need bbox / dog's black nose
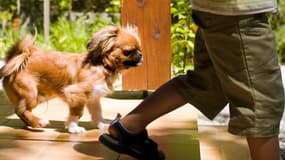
[137,50,142,57]
[138,52,142,59]
[137,51,143,61]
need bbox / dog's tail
[0,34,36,79]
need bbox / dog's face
[86,26,143,71]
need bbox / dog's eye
[123,50,135,56]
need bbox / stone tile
[220,143,251,160]
[0,95,201,160]
[37,141,119,160]
[0,124,59,141]
[0,117,9,125]
[55,129,102,142]
[0,139,51,160]
[147,128,200,160]
[198,126,250,160]
[199,148,224,160]
[0,94,14,116]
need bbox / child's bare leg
[113,81,187,135]
[247,136,280,160]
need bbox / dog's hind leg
[15,99,49,128]
[3,75,49,128]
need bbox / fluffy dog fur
[0,26,142,133]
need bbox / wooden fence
[121,0,171,90]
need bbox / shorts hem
[169,77,220,120]
[228,127,280,137]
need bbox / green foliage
[0,0,118,58]
[171,0,196,76]
[49,15,89,52]
[105,0,120,25]
[1,0,285,71]
[271,0,285,28]
[0,15,30,58]
[272,0,285,63]
[0,13,113,57]
[106,0,120,13]
[0,0,17,12]
[47,13,111,53]
[0,30,18,58]
[0,0,120,32]
[59,0,72,11]
[276,26,285,62]
[0,11,13,22]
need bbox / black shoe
[99,114,165,160]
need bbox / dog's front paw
[39,119,50,127]
[97,121,110,130]
[66,122,86,134]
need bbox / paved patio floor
[0,89,255,160]
[0,91,202,160]
[1,58,285,160]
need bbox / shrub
[47,13,111,53]
[276,26,285,62]
[170,0,196,76]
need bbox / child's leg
[117,81,187,134]
[247,136,280,160]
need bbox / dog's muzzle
[124,53,143,66]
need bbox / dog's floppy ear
[85,26,120,66]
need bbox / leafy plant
[170,0,196,76]
[276,26,285,62]
[105,0,120,25]
[274,0,285,63]
[269,0,285,63]
[0,13,32,58]
[48,13,112,53]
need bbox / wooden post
[121,0,171,90]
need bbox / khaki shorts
[171,10,285,137]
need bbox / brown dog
[0,26,142,133]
